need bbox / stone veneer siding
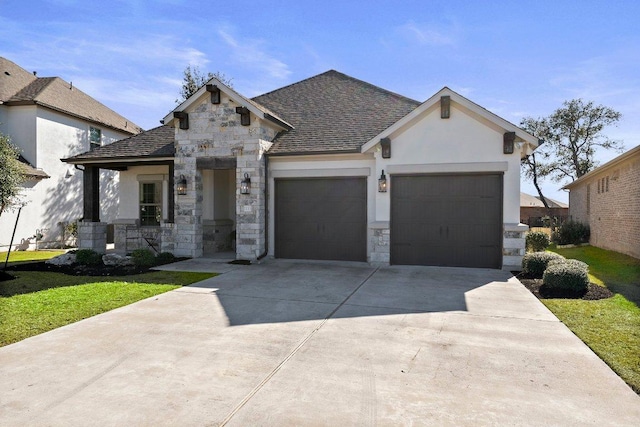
[568,153,640,259]
[171,94,277,259]
[77,221,107,254]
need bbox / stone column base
[77,221,107,254]
[503,223,528,271]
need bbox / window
[90,127,101,150]
[605,176,609,192]
[139,182,162,226]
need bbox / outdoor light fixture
[380,137,391,159]
[378,170,387,193]
[177,175,187,195]
[240,173,251,194]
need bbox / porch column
[83,166,100,222]
[173,156,203,258]
[78,166,107,253]
[236,154,266,261]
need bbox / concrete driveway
[1,260,638,426]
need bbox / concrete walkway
[1,260,638,426]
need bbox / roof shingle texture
[64,125,174,162]
[253,70,421,155]
[1,57,142,135]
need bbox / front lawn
[1,250,67,266]
[0,270,214,347]
[545,245,640,393]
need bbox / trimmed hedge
[554,220,590,245]
[75,249,103,266]
[522,252,565,278]
[156,252,176,265]
[543,262,589,296]
[526,231,550,252]
[547,258,589,272]
[131,249,156,268]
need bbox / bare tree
[177,65,233,103]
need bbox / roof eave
[563,144,640,190]
[62,155,174,165]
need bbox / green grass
[1,250,67,266]
[0,270,214,347]
[545,245,640,393]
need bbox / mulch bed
[2,261,149,280]
[515,272,614,300]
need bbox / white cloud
[398,21,458,47]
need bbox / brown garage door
[391,174,503,268]
[275,177,367,262]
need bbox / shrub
[526,231,550,252]
[554,220,590,245]
[131,249,156,268]
[547,257,589,272]
[522,252,565,278]
[155,252,176,265]
[75,249,103,266]
[543,262,589,296]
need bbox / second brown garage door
[391,174,503,268]
[275,177,367,262]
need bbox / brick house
[520,192,568,226]
[63,70,539,269]
[563,144,640,259]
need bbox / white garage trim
[387,162,508,175]
[270,167,371,178]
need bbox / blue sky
[2,0,639,202]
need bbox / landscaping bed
[517,273,614,300]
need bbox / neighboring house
[520,192,568,226]
[563,145,640,259]
[63,70,538,269]
[0,57,142,250]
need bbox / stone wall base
[77,221,107,254]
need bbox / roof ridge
[253,69,421,105]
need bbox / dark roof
[63,125,174,163]
[1,57,142,135]
[18,155,49,179]
[253,70,421,155]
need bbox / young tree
[0,132,26,217]
[520,99,623,206]
[177,65,233,103]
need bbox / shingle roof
[18,155,49,179]
[1,57,142,135]
[253,70,421,155]
[63,125,174,163]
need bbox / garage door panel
[391,174,503,268]
[275,178,366,262]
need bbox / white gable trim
[162,78,293,131]
[361,87,539,155]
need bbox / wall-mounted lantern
[176,175,187,195]
[380,137,391,159]
[206,84,221,104]
[378,170,387,193]
[503,131,516,154]
[240,173,251,194]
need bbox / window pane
[90,127,101,150]
[140,205,161,227]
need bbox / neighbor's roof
[563,144,640,190]
[1,57,142,135]
[63,125,174,164]
[253,70,422,155]
[520,192,568,208]
[18,155,49,179]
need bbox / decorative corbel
[380,137,391,159]
[173,111,189,130]
[206,84,221,104]
[503,131,516,154]
[236,106,250,126]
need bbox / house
[0,57,142,250]
[563,145,640,259]
[63,70,538,269]
[520,192,568,226]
